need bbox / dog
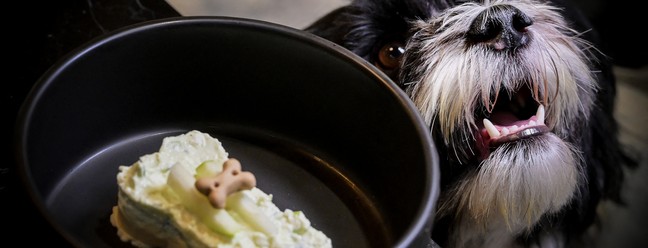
[306,0,627,247]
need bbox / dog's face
[308,0,621,247]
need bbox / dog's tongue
[479,105,548,150]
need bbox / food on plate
[110,130,332,247]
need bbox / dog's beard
[398,0,598,246]
[438,134,584,229]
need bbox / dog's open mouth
[478,86,549,148]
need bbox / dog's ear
[304,6,355,46]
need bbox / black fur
[306,0,628,247]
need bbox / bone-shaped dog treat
[195,158,256,209]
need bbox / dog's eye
[376,42,405,71]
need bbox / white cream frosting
[111,130,332,248]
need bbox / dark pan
[15,17,439,248]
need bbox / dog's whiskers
[409,4,596,144]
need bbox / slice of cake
[110,130,332,247]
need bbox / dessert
[110,130,332,247]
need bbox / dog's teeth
[483,119,500,138]
[536,105,545,124]
[501,127,510,135]
[529,120,537,126]
[510,125,519,132]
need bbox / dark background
[3,1,180,246]
[3,0,646,247]
[570,0,647,68]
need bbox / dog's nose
[467,5,533,50]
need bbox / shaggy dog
[306,0,626,247]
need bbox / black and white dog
[307,0,627,247]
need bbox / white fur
[438,135,584,247]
